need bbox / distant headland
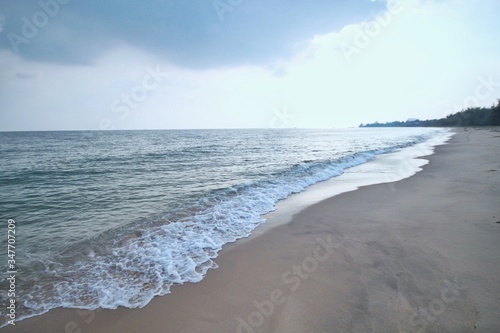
[360,100,500,127]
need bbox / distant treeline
[360,100,500,127]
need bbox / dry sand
[3,128,500,333]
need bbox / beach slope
[3,128,500,333]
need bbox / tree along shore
[360,100,500,128]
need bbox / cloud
[0,0,499,131]
[15,72,41,80]
[0,13,5,33]
[0,0,385,68]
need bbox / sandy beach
[3,128,500,333]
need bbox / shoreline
[3,128,500,332]
[249,129,453,243]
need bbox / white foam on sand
[249,129,455,239]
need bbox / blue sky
[1,0,499,130]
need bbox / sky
[0,0,499,131]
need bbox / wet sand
[3,128,500,333]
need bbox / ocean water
[0,128,448,324]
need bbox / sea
[0,128,451,325]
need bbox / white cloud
[1,0,499,131]
[267,0,500,126]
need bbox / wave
[1,133,434,326]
